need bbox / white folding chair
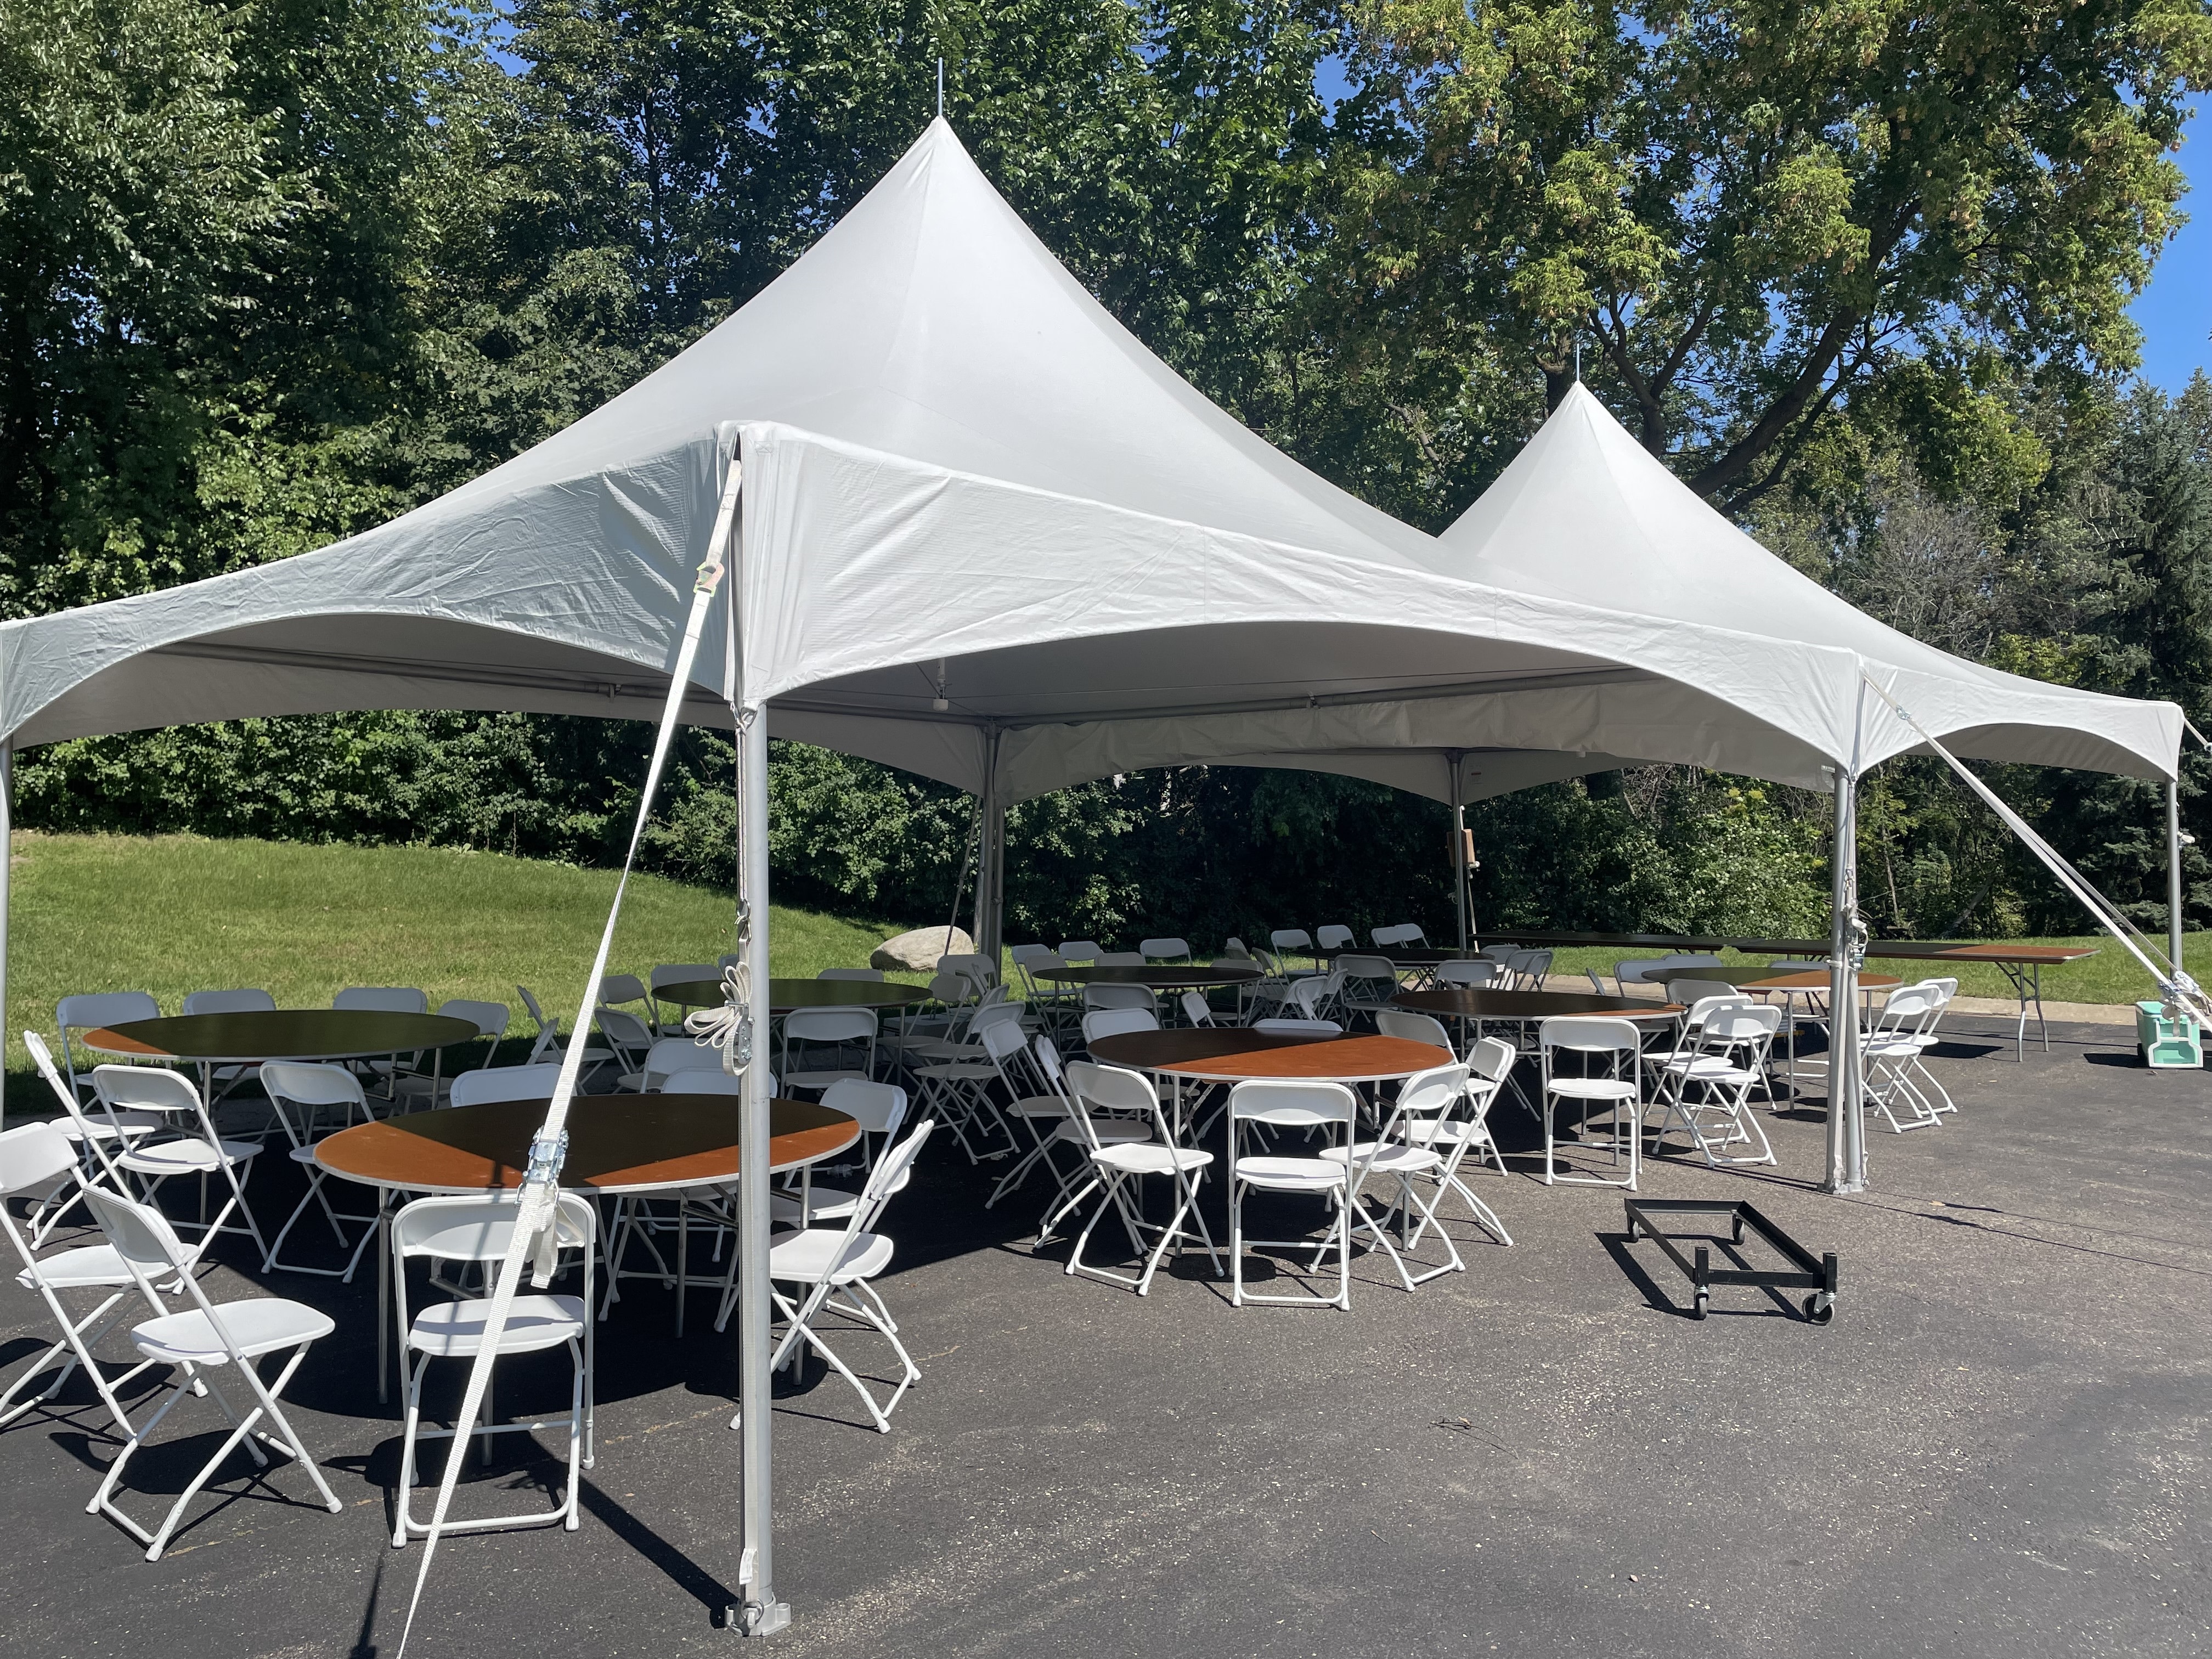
[997,1036,1152,1224]
[446,1064,565,1109]
[660,1068,744,1095]
[595,1006,657,1086]
[180,990,278,1111]
[1178,990,1217,1028]
[0,1122,177,1440]
[1319,1060,1471,1283]
[82,1187,342,1560]
[1434,959,1499,987]
[22,1031,160,1237]
[1081,1007,1159,1045]
[1314,926,1355,955]
[1335,955,1402,1025]
[1093,951,1146,967]
[637,1034,718,1091]
[1376,1008,1454,1053]
[905,1011,1015,1163]
[1251,1017,1341,1035]
[1288,971,1344,1023]
[334,986,429,1013]
[1372,924,1428,949]
[389,1192,595,1544]
[938,952,1000,996]
[1269,929,1316,968]
[1860,982,1948,1132]
[771,1080,909,1227]
[57,993,160,1102]
[1224,1079,1409,1308]
[780,1008,878,1094]
[719,1121,938,1433]
[1397,1035,1517,1220]
[1083,983,1158,1016]
[390,997,513,1108]
[518,984,615,1076]
[1039,1062,1218,1295]
[257,1063,379,1279]
[95,1066,269,1258]
[1056,940,1103,964]
[1649,1005,1781,1167]
[650,964,720,1030]
[1538,1017,1644,1188]
[1139,938,1193,963]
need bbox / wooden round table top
[1391,987,1685,1020]
[1087,1028,1449,1083]
[85,1010,482,1064]
[314,1093,859,1195]
[655,977,934,1013]
[1660,966,1902,992]
[1035,963,1265,990]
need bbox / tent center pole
[2169,777,2185,974]
[1448,751,1469,953]
[1824,766,1865,1194]
[735,707,786,1635]
[0,742,10,1120]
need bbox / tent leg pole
[1824,768,1865,1194]
[735,709,786,1636]
[2169,777,2185,974]
[1450,752,1469,953]
[978,731,1005,969]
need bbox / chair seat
[119,1137,261,1175]
[17,1243,134,1291]
[1006,1094,1069,1120]
[54,1110,165,1143]
[1546,1079,1639,1101]
[1661,1056,1750,1079]
[1094,1144,1212,1176]
[766,1228,894,1285]
[1321,1142,1443,1176]
[782,1069,873,1091]
[1405,1119,1490,1149]
[1671,1062,1760,1087]
[1051,1118,1152,1147]
[770,1186,860,1226]
[1235,1155,1347,1191]
[135,1298,336,1364]
[408,1294,586,1358]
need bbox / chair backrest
[784,1007,878,1043]
[517,984,558,1044]
[1139,938,1192,962]
[1434,959,1498,986]
[334,986,430,1014]
[1540,1015,1642,1054]
[1315,925,1355,951]
[83,1185,193,1277]
[641,1035,716,1089]
[1396,1061,1468,1119]
[821,1077,909,1136]
[1056,940,1103,963]
[1252,1017,1342,1035]
[1480,944,1518,963]
[92,1064,204,1118]
[594,1006,654,1059]
[447,1063,564,1108]
[182,988,275,1016]
[1084,983,1157,1013]
[1337,953,1398,986]
[1269,929,1313,953]
[1288,975,1339,1020]
[1613,958,1670,985]
[1468,1035,1517,1089]
[1178,990,1216,1027]
[1094,951,1146,966]
[1008,944,1052,967]
[1706,1004,1784,1043]
[0,1120,80,1199]
[659,1068,744,1096]
[437,998,512,1040]
[1372,924,1427,949]
[1664,978,1736,1010]
[57,991,160,1032]
[259,1060,368,1113]
[1228,1077,1355,1129]
[926,970,974,1006]
[1082,1007,1159,1042]
[652,963,716,990]
[1875,981,1943,1030]
[392,1190,594,1265]
[1376,1009,1453,1051]
[817,967,885,982]
[854,1120,936,1228]
[978,1015,1031,1065]
[938,953,998,989]
[1221,937,1250,956]
[968,998,1025,1036]
[1678,990,1753,1029]
[24,1031,121,1176]
[1512,949,1554,984]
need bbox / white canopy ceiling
[0,121,2176,804]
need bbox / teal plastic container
[2136,1000,2204,1068]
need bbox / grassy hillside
[4,832,906,1080]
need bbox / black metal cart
[1623,1197,1838,1323]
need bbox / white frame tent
[0,121,2183,1632]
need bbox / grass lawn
[3,832,912,1085]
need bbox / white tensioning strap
[394,457,743,1656]
[1862,673,2209,1027]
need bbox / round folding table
[1087,1028,1450,1141]
[1035,965,1266,990]
[84,1009,482,1065]
[317,1092,859,1396]
[652,977,934,1016]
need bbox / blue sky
[2133,94,2210,393]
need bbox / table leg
[376,1191,391,1406]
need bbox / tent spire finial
[936,58,944,120]
[1573,338,1581,383]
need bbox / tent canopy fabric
[0,121,2179,805]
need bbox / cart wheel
[1730,1215,1746,1245]
[1692,1290,1709,1321]
[1803,1294,1834,1325]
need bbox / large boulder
[871,926,973,974]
